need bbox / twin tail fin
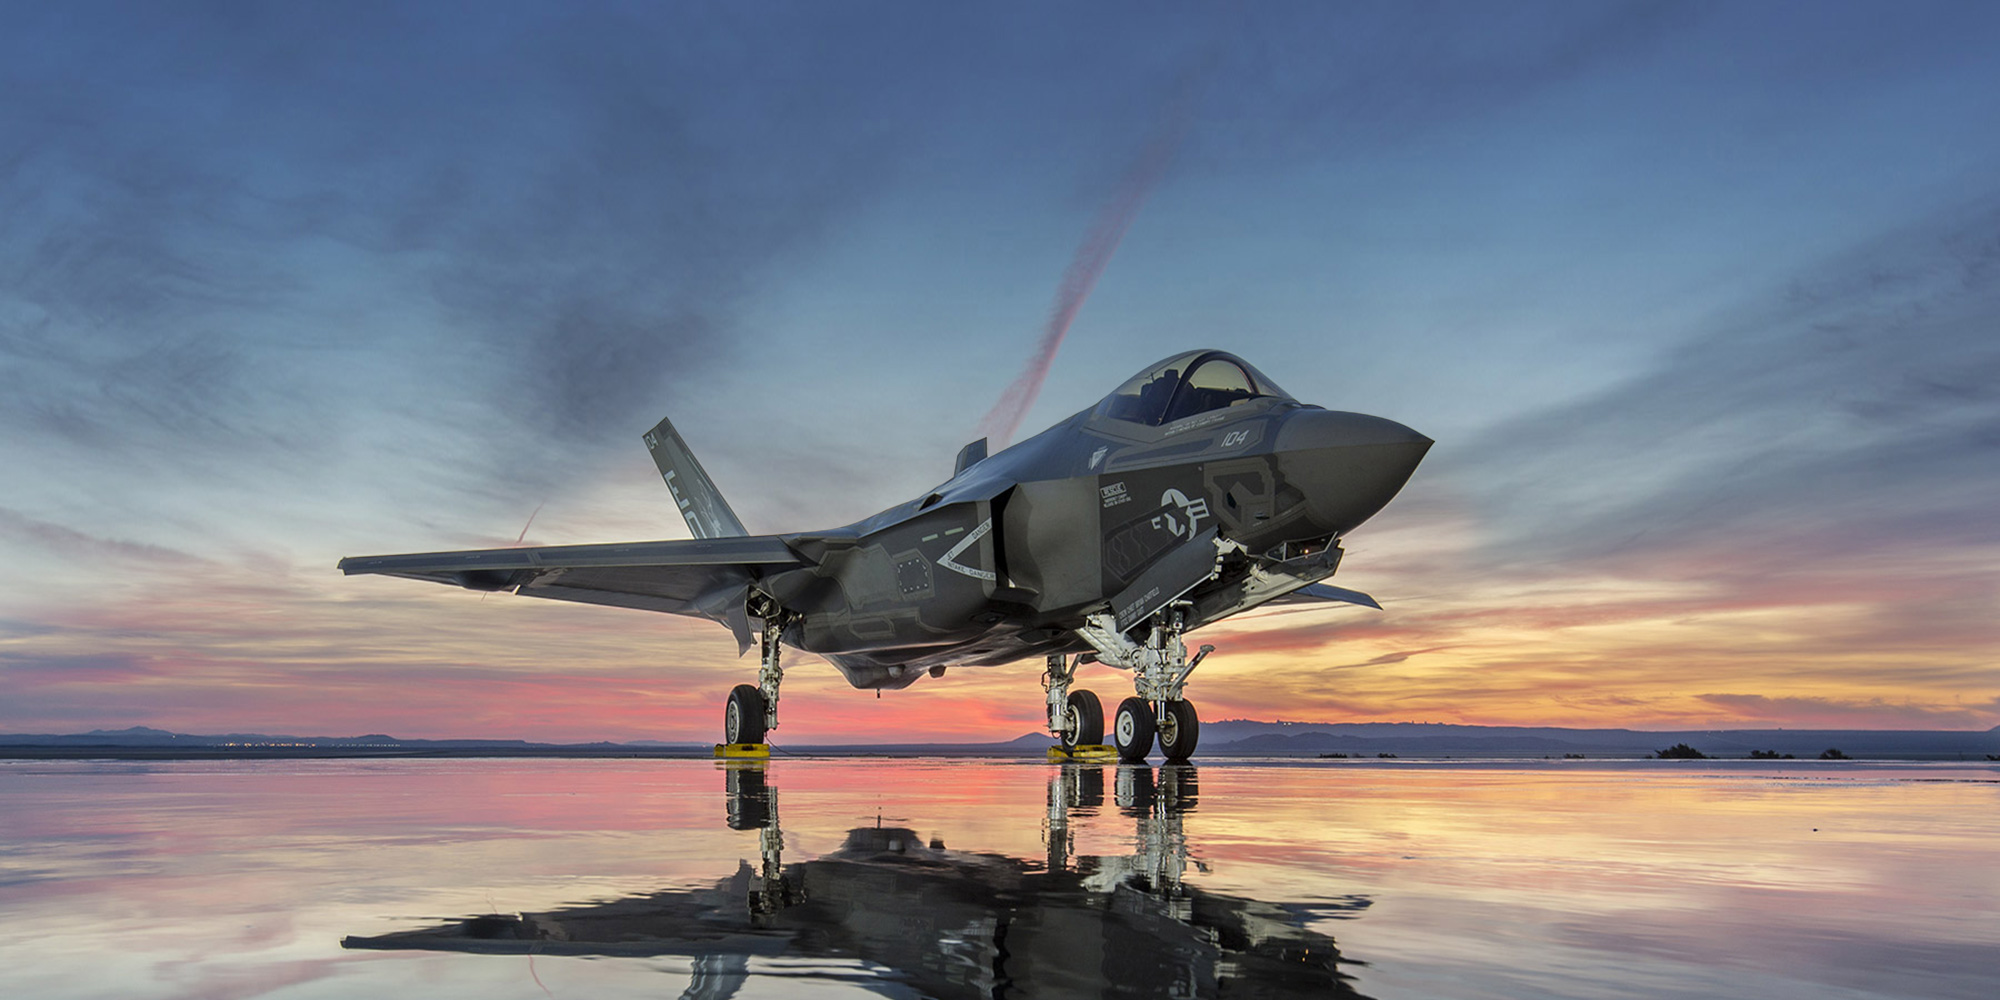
[643,416,749,540]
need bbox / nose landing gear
[1156,698,1200,762]
[1114,696,1200,762]
[1113,697,1155,761]
[1079,602,1212,763]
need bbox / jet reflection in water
[343,765,1373,998]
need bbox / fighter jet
[338,349,1430,760]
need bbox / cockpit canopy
[1095,350,1294,426]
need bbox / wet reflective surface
[3,758,1997,999]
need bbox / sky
[3,1,1996,742]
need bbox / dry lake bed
[3,757,1995,999]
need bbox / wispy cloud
[0,5,909,502]
[1457,196,2000,577]
[1695,693,2000,730]
[0,506,210,565]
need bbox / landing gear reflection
[721,762,801,922]
[1114,761,1154,812]
[1045,764,1106,873]
[724,762,771,830]
[1099,763,1200,899]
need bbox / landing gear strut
[722,598,791,747]
[1077,601,1213,763]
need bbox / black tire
[1113,697,1155,762]
[1061,689,1105,748]
[1158,699,1200,762]
[725,684,767,744]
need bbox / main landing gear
[1075,601,1214,763]
[721,600,791,749]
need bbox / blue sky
[3,1,1996,739]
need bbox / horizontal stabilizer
[644,416,748,539]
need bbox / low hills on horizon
[3,721,1996,760]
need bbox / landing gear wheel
[725,684,767,745]
[1060,690,1104,749]
[1113,697,1156,762]
[1157,699,1200,762]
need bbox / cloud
[1695,693,2000,729]
[0,5,910,502]
[0,651,160,683]
[1446,194,2000,593]
[1326,646,1457,670]
[1200,1,1696,163]
[0,506,210,565]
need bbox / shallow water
[2,758,1995,999]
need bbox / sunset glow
[3,3,1997,742]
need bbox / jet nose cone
[1274,409,1432,535]
[1276,409,1431,452]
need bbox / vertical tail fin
[642,416,749,539]
[954,437,989,476]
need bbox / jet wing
[338,535,807,653]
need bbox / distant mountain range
[1193,720,2000,759]
[3,722,1996,759]
[0,726,593,748]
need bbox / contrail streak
[976,96,1195,449]
[513,502,544,545]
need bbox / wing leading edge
[337,534,806,654]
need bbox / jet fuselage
[764,350,1431,689]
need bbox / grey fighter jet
[338,350,1430,760]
